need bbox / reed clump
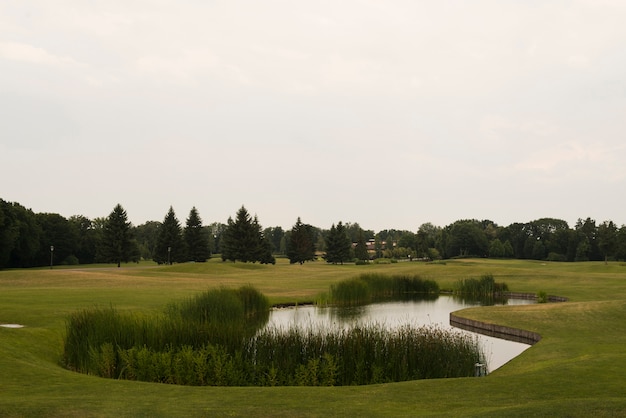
[326,273,439,306]
[63,286,269,376]
[63,284,485,386]
[455,273,508,297]
[244,323,483,385]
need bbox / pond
[267,296,534,373]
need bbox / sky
[1,1,625,232]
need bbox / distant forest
[1,197,625,269]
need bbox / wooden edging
[449,294,568,345]
[449,313,542,345]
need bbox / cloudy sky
[1,1,625,231]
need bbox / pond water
[267,296,534,373]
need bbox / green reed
[455,273,509,298]
[63,286,269,375]
[64,285,484,386]
[327,273,439,306]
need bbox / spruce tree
[154,206,187,264]
[324,221,352,264]
[287,217,316,264]
[184,207,210,262]
[354,228,369,261]
[221,206,275,264]
[101,204,138,267]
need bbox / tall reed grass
[244,323,482,385]
[63,284,485,386]
[325,273,439,306]
[455,274,508,297]
[63,286,269,375]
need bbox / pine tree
[154,206,186,265]
[287,217,317,265]
[354,228,369,261]
[324,221,352,264]
[221,206,275,264]
[184,207,210,262]
[101,204,138,267]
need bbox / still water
[267,296,534,373]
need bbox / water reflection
[268,296,534,372]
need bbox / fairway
[1,258,626,417]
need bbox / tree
[444,220,489,258]
[489,238,505,258]
[221,206,275,264]
[184,207,211,262]
[287,217,317,264]
[575,218,600,261]
[154,206,187,265]
[36,212,78,266]
[354,228,369,261]
[416,222,441,258]
[264,226,285,255]
[597,220,618,263]
[0,200,42,268]
[68,215,98,264]
[134,221,160,261]
[324,221,352,264]
[100,204,138,267]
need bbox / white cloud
[0,40,86,69]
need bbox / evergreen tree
[286,217,317,264]
[354,228,369,261]
[184,207,211,262]
[324,221,352,264]
[221,206,275,264]
[100,204,138,267]
[154,206,186,265]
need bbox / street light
[50,246,54,269]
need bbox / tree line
[2,197,626,269]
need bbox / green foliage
[221,206,275,264]
[100,204,139,267]
[184,207,211,262]
[327,273,439,306]
[154,206,187,264]
[246,323,482,385]
[324,221,352,264]
[286,217,317,265]
[63,282,483,387]
[63,286,270,375]
[454,273,509,297]
[537,291,548,303]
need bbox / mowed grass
[1,258,626,417]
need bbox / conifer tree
[221,206,275,264]
[287,217,317,264]
[154,206,187,265]
[324,221,352,264]
[101,204,138,267]
[184,207,210,262]
[354,228,369,261]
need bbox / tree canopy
[286,217,316,265]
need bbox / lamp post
[167,246,171,265]
[50,245,54,269]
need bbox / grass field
[1,258,626,417]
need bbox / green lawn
[1,258,626,417]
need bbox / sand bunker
[1,324,24,328]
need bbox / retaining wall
[449,313,542,345]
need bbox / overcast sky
[1,1,625,232]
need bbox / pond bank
[449,293,568,345]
